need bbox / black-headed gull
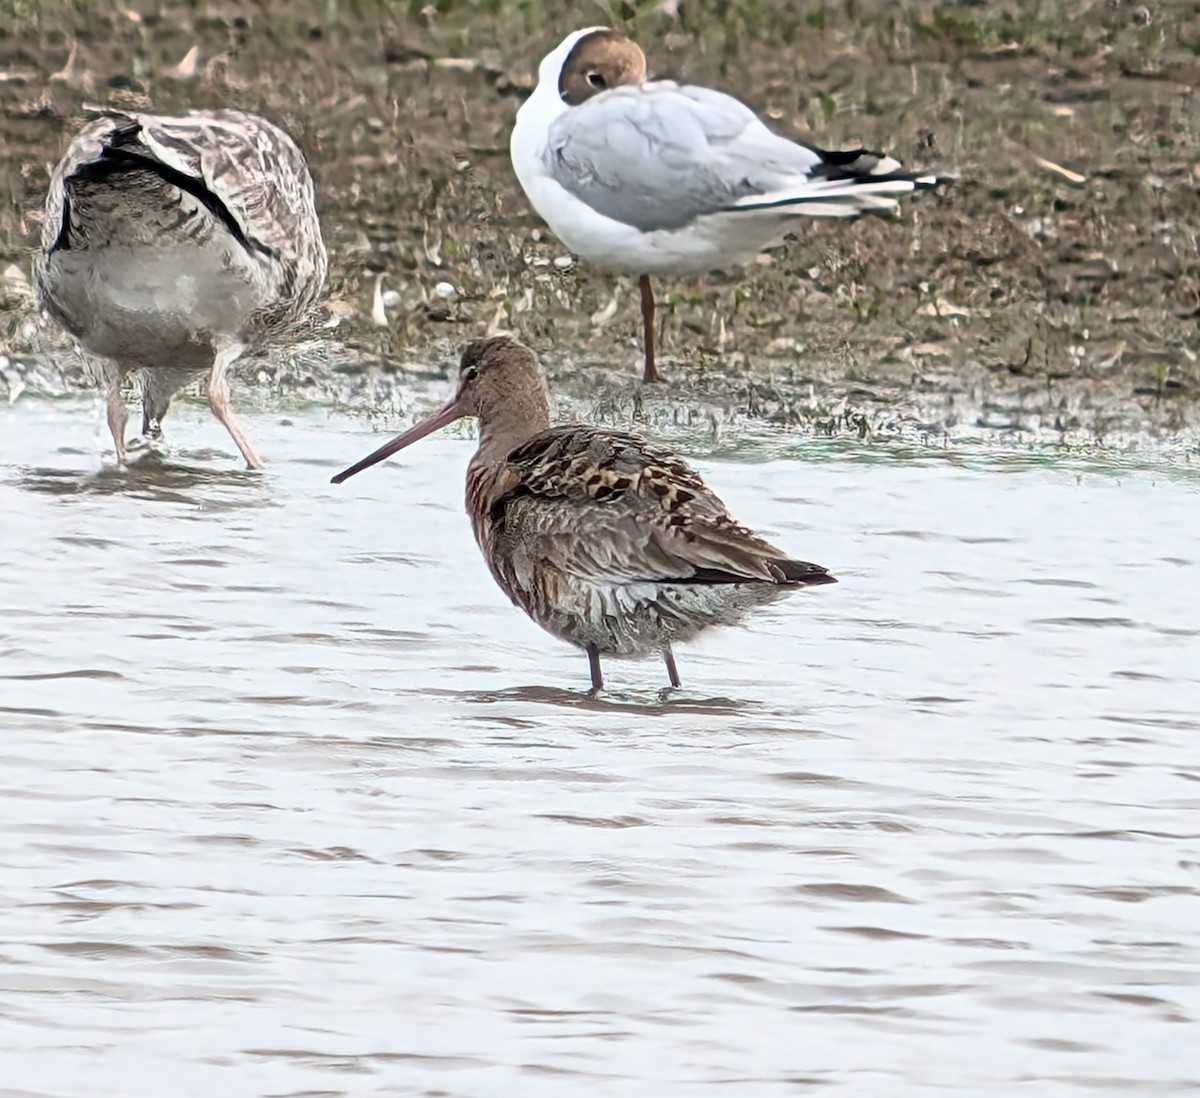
[511,27,946,383]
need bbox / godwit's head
[331,337,550,484]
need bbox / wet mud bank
[1,0,1197,452]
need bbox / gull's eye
[586,71,607,89]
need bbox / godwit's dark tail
[778,559,838,586]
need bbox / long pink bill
[331,397,464,484]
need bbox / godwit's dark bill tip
[331,453,393,484]
[331,459,375,483]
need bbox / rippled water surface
[1,397,1198,1097]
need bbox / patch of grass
[904,0,1093,56]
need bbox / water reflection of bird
[511,27,945,384]
[35,109,327,468]
[332,336,836,690]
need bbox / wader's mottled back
[35,108,327,468]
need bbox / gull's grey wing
[543,84,826,232]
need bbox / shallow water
[1,397,1198,1097]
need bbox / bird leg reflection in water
[331,337,836,690]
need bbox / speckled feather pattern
[36,108,327,350]
[466,424,832,657]
[33,108,327,464]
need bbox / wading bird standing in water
[510,27,945,383]
[35,108,327,468]
[332,336,836,690]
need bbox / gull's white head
[536,27,648,106]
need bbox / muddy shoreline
[1,0,1197,449]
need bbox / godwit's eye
[586,71,607,89]
[462,366,480,383]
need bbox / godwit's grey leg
[638,274,660,385]
[206,343,262,469]
[662,644,681,688]
[586,643,604,691]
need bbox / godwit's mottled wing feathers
[135,110,321,268]
[39,113,134,255]
[496,426,831,586]
[42,109,326,307]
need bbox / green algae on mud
[0,0,1197,449]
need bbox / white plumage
[511,28,945,382]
